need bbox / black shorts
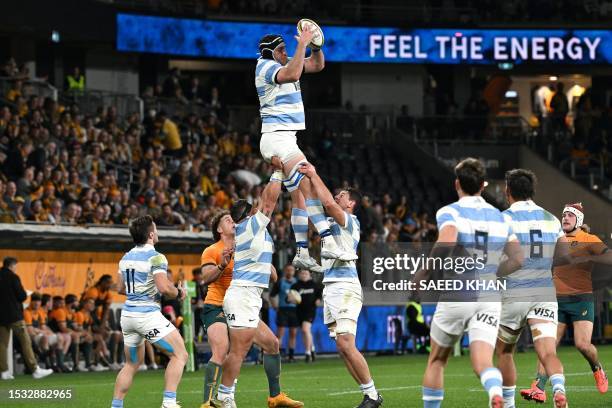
[276,307,299,328]
[297,307,316,324]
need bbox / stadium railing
[559,156,611,199]
[0,77,58,101]
[62,89,143,119]
[144,96,211,118]
[228,105,394,144]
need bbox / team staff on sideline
[0,257,53,380]
[271,264,299,363]
[290,269,322,362]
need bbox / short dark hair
[129,215,155,245]
[346,187,363,212]
[3,257,17,269]
[455,158,486,195]
[210,210,231,242]
[505,169,537,201]
[30,292,42,302]
[52,295,63,303]
[41,293,51,307]
[65,294,78,305]
[97,274,112,286]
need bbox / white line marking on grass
[328,386,421,396]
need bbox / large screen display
[117,13,612,65]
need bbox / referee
[290,269,322,363]
[270,264,299,362]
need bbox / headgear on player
[230,199,253,224]
[562,202,584,230]
[259,34,284,61]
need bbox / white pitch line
[328,385,422,396]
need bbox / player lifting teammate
[521,202,609,402]
[255,23,356,273]
[416,158,522,408]
[495,169,569,408]
[216,174,303,408]
[298,162,383,408]
[199,208,301,408]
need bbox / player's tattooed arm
[298,162,346,226]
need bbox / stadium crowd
[0,62,440,252]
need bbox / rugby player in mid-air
[111,215,188,408]
[216,174,303,408]
[299,162,383,408]
[521,203,609,402]
[495,169,569,408]
[255,23,356,273]
[415,158,522,408]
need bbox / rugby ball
[297,18,324,49]
[288,289,302,304]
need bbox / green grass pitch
[1,345,610,407]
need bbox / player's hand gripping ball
[297,19,324,50]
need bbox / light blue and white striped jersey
[232,211,274,288]
[322,212,360,284]
[255,58,305,133]
[118,244,167,314]
[436,196,516,298]
[502,200,564,301]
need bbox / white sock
[217,384,235,401]
[162,391,176,404]
[360,380,378,400]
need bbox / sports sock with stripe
[203,361,222,402]
[305,199,331,238]
[291,208,309,249]
[217,384,235,401]
[360,380,378,400]
[550,373,566,395]
[480,367,503,401]
[536,372,549,390]
[502,385,516,408]
[422,386,443,408]
[162,390,176,405]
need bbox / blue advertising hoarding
[117,13,612,65]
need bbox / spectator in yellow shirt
[200,166,219,197]
[6,79,23,101]
[155,112,182,156]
